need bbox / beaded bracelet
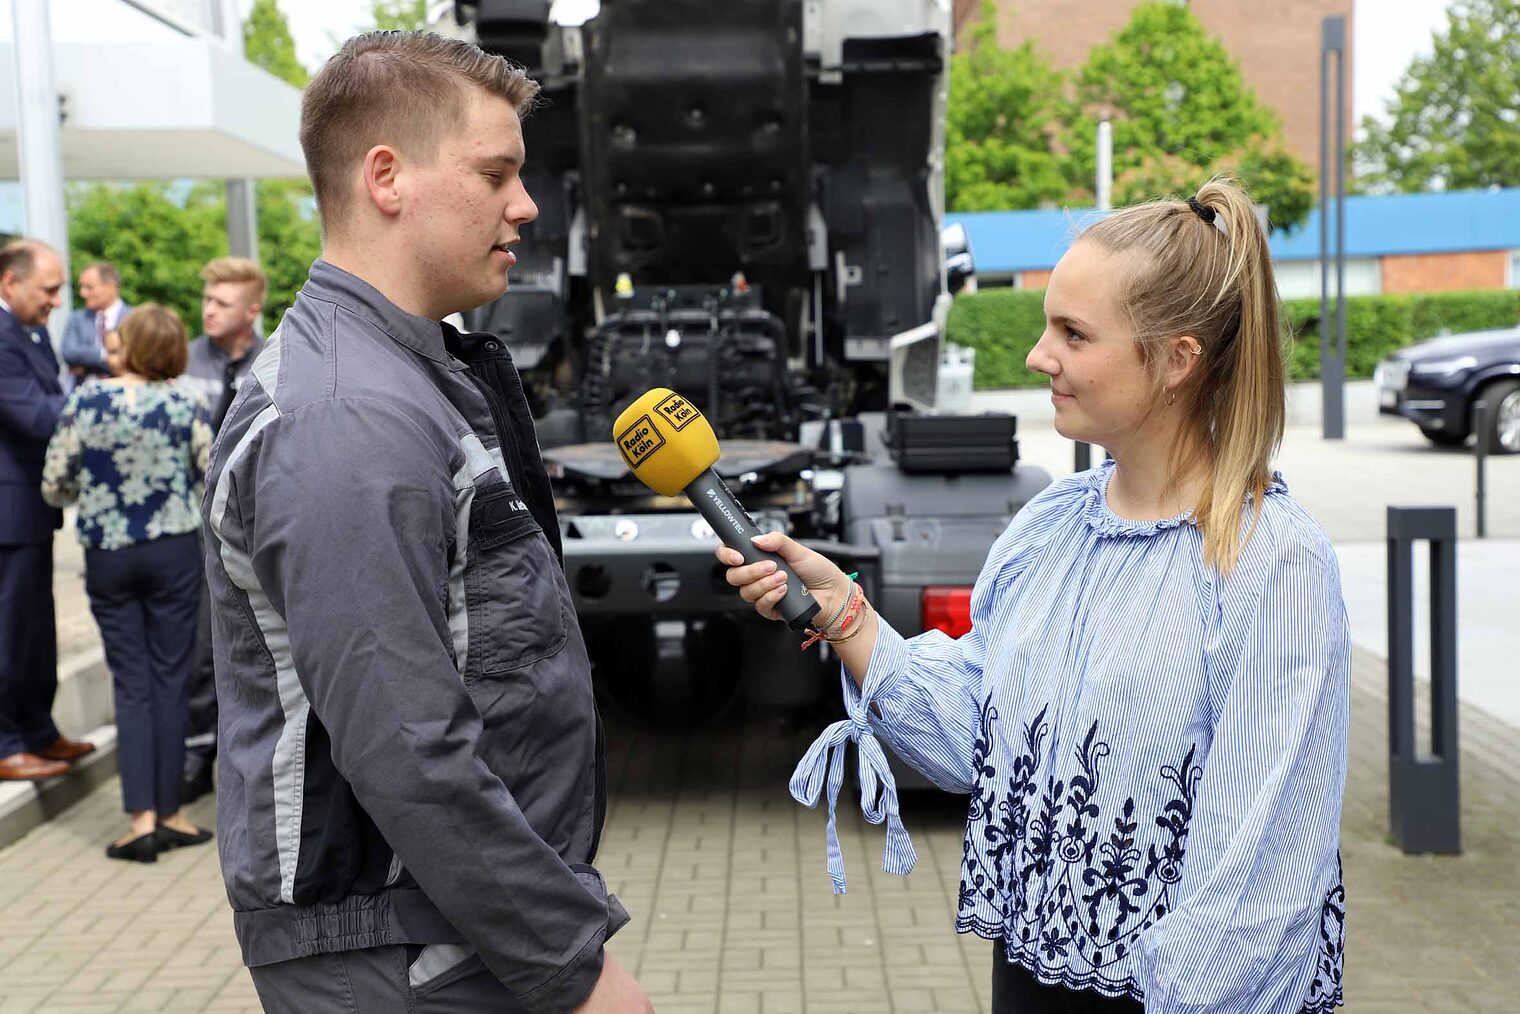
[822,588,871,645]
[813,579,856,634]
[799,580,870,651]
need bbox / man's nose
[510,186,539,226]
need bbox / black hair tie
[1187,196,1228,237]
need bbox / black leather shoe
[155,825,213,852]
[106,832,159,863]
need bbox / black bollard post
[1386,506,1461,855]
[1075,441,1092,473]
[1474,400,1488,539]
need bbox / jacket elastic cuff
[516,865,624,1014]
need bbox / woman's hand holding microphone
[715,532,879,687]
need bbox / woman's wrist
[807,575,855,631]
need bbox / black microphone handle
[685,469,821,632]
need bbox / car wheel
[1477,380,1520,455]
[1419,426,1467,448]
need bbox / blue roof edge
[947,188,1520,273]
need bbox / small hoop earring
[1166,390,1177,406]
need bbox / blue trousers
[85,533,200,814]
[0,541,60,758]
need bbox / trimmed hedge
[946,287,1520,390]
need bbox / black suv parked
[1374,325,1520,453]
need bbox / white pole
[1096,117,1113,212]
[11,0,72,333]
[214,0,262,265]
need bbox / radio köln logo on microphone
[655,393,700,431]
[617,414,666,468]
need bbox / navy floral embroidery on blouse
[959,697,1344,1012]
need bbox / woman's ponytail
[1080,178,1286,575]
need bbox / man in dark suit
[0,239,98,781]
[59,262,130,387]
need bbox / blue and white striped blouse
[791,461,1348,1013]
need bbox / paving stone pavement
[8,417,1519,1012]
[2,644,1518,1013]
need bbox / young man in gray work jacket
[202,32,651,1014]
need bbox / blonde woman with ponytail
[720,179,1349,1013]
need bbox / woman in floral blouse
[43,303,215,863]
[722,181,1348,1013]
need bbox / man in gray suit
[60,262,129,386]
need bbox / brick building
[947,188,1520,297]
[953,0,1355,175]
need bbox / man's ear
[361,145,404,218]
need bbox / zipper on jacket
[464,361,609,866]
[464,368,529,493]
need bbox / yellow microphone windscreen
[612,389,720,497]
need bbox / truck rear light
[921,586,974,638]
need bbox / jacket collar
[303,259,462,370]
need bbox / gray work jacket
[202,259,621,1013]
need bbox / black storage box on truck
[444,0,1051,729]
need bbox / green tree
[255,181,322,324]
[65,181,321,331]
[1355,0,1520,192]
[66,183,227,328]
[1065,2,1314,228]
[370,0,431,32]
[243,0,308,87]
[945,2,1071,211]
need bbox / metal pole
[11,0,72,336]
[215,0,260,266]
[1319,16,1347,440]
[1070,440,1094,474]
[1096,117,1112,214]
[1475,400,1488,539]
[1075,118,1114,471]
[1386,506,1461,855]
[226,180,261,263]
[1334,25,1347,424]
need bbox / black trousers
[993,945,1144,1014]
[182,568,218,776]
[0,541,60,758]
[85,533,200,814]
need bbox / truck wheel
[1419,426,1467,448]
[1477,381,1520,455]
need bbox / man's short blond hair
[199,256,267,304]
[299,31,540,229]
